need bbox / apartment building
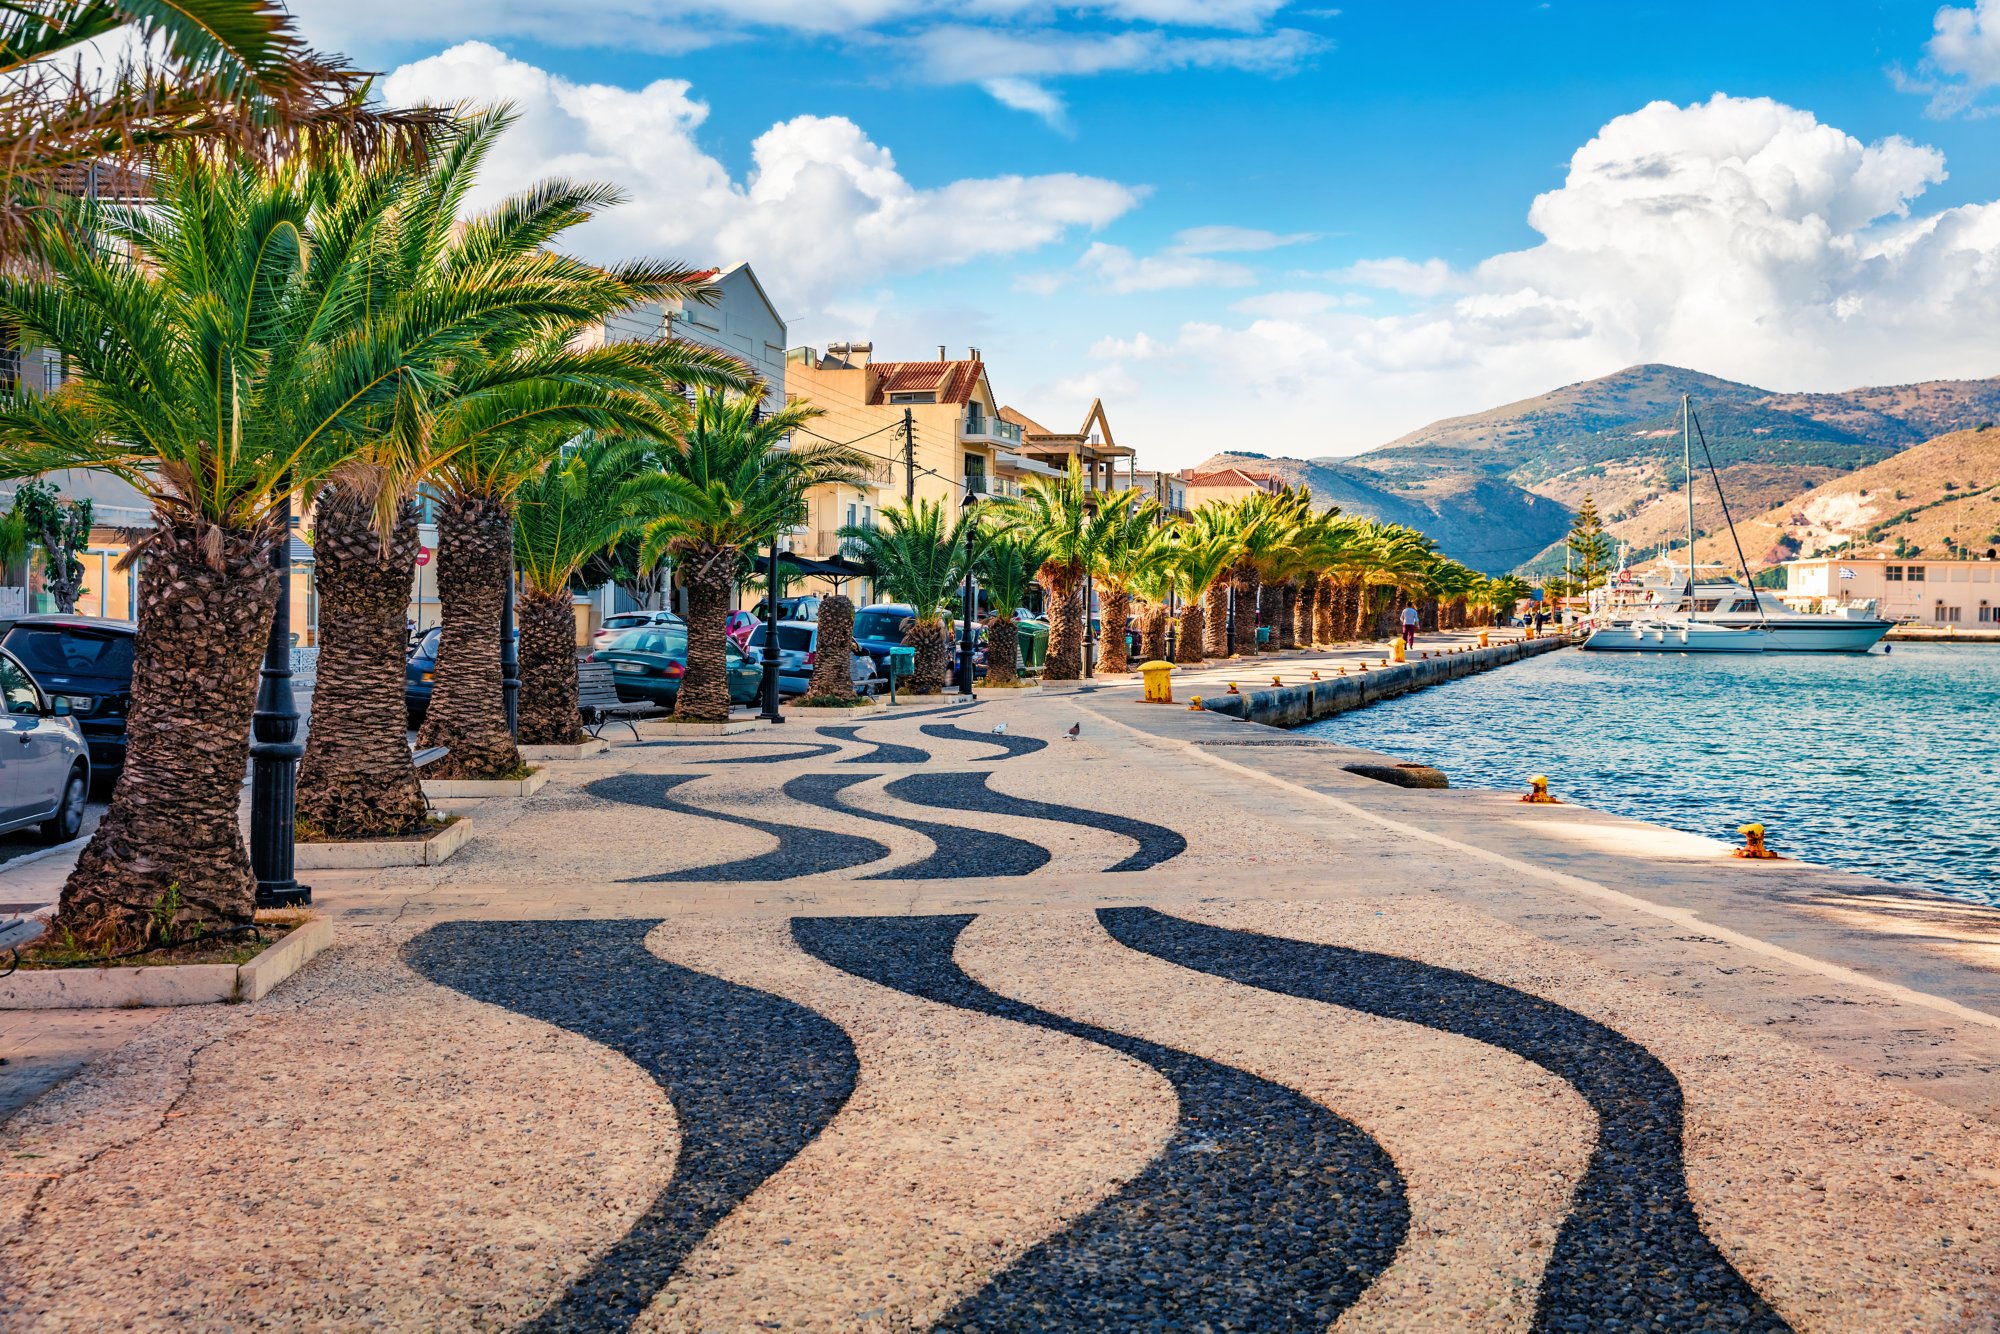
[1180,466,1283,510]
[995,399,1134,498]
[1782,553,2000,628]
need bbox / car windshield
[414,627,441,658]
[3,626,135,679]
[853,611,909,641]
[604,615,651,630]
[614,628,687,656]
[750,625,814,651]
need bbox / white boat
[1582,616,1768,653]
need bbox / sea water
[1297,641,2000,906]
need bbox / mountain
[1730,428,2000,568]
[1193,364,2000,574]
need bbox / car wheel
[39,766,87,843]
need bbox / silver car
[0,646,91,842]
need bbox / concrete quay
[1,631,1996,1331]
[1186,631,1574,726]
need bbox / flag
[1839,566,1856,580]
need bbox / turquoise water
[1297,642,2000,906]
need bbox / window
[1885,565,1903,581]
[0,654,39,714]
[1908,565,1926,582]
[1934,605,1961,623]
[964,453,987,495]
[3,627,134,679]
[888,391,935,405]
[1980,607,1996,623]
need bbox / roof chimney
[969,347,981,361]
[937,344,947,361]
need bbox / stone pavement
[2,632,1998,1331]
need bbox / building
[592,261,788,413]
[996,399,1134,497]
[1131,469,1190,517]
[1782,553,2000,628]
[1179,466,1283,510]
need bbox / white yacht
[1581,616,1770,653]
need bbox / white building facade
[1783,554,2000,628]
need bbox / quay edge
[1197,634,1576,729]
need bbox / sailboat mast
[1683,393,1696,618]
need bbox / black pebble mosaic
[1100,907,1792,1333]
[883,771,1187,871]
[818,725,933,765]
[791,913,1408,1332]
[918,722,1049,759]
[780,773,1053,879]
[405,919,858,1332]
[586,773,891,882]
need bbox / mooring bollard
[1734,823,1782,859]
[1187,695,1205,711]
[1226,681,1240,694]
[1139,660,1175,704]
[1521,774,1560,804]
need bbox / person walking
[1399,602,1419,650]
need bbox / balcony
[961,413,1023,445]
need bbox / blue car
[406,626,441,727]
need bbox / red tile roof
[866,360,986,405]
[1184,468,1281,491]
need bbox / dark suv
[0,614,136,788]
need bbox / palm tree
[1088,491,1160,674]
[302,112,747,813]
[841,498,985,694]
[510,437,676,743]
[646,390,866,720]
[977,531,1047,686]
[0,0,439,259]
[801,592,858,702]
[1001,461,1105,680]
[0,149,441,948]
[1129,537,1176,663]
[1169,526,1233,665]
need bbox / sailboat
[1581,396,1770,654]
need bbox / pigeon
[989,723,1008,735]
[1065,722,1081,741]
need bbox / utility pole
[903,408,916,504]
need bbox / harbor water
[1298,641,2000,906]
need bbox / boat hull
[1701,618,1892,653]
[1581,623,1768,653]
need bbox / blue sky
[294,1,2000,468]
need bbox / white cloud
[1903,0,2000,116]
[380,43,1139,322]
[1171,225,1318,253]
[1022,241,1258,295]
[1083,93,2000,461]
[1229,289,1367,317]
[980,76,1071,130]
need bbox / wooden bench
[577,659,657,740]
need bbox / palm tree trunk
[1204,583,1228,656]
[55,515,279,950]
[517,587,582,745]
[674,545,738,722]
[1275,579,1299,650]
[984,613,1020,687]
[296,486,429,840]
[1098,587,1132,673]
[1297,577,1320,648]
[1232,564,1260,653]
[1420,597,1440,633]
[1139,601,1168,661]
[1045,579,1083,680]
[804,594,859,699]
[1314,575,1336,644]
[418,494,522,778]
[1176,602,1206,664]
[909,619,949,693]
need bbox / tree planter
[517,738,609,761]
[293,817,474,869]
[790,697,886,713]
[0,916,332,1009]
[421,768,548,799]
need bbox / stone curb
[293,817,475,869]
[1194,635,1574,727]
[638,718,773,737]
[518,738,610,761]
[422,768,549,800]
[789,698,887,714]
[0,917,332,1009]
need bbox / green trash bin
[886,645,916,700]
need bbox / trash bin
[1256,626,1271,646]
[1139,660,1174,704]
[886,645,916,700]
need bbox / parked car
[724,609,758,650]
[405,625,441,728]
[0,645,91,842]
[594,625,762,709]
[0,614,134,789]
[745,620,820,696]
[775,595,822,622]
[590,609,684,656]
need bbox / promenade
[2,630,1997,1330]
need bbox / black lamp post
[958,487,979,695]
[1165,588,1178,661]
[500,553,519,739]
[1081,492,1098,679]
[1225,583,1236,656]
[249,482,309,909]
[758,539,785,723]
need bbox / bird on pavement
[990,723,1008,734]
[1064,722,1081,741]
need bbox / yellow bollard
[1310,671,1321,681]
[1139,660,1175,704]
[1479,629,1490,648]
[1391,639,1407,663]
[1734,823,1782,859]
[1225,681,1240,695]
[1521,774,1560,804]
[1186,695,1204,711]
[1271,675,1283,687]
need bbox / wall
[1197,635,1574,728]
[1786,558,2000,627]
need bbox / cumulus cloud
[1171,225,1319,253]
[1019,240,1259,295]
[1900,0,2000,116]
[1091,93,2000,456]
[380,43,1139,320]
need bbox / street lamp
[758,538,785,723]
[958,486,979,696]
[1081,492,1099,679]
[1165,587,1177,662]
[248,479,309,909]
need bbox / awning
[777,553,873,580]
